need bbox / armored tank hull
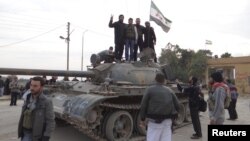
[50,80,190,141]
[0,57,190,141]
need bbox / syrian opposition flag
[150,1,172,33]
[205,40,212,45]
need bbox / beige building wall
[234,64,250,94]
[207,56,250,94]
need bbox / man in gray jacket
[140,72,180,141]
[18,77,55,141]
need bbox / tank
[0,48,190,141]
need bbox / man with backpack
[208,72,230,125]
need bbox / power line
[72,23,112,38]
[0,12,64,26]
[0,22,50,31]
[0,17,56,28]
[0,24,65,48]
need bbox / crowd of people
[0,75,82,105]
[109,14,157,62]
[140,71,239,141]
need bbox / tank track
[62,102,191,141]
[61,102,145,141]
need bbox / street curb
[0,96,11,101]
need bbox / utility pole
[81,30,88,71]
[66,22,70,71]
[60,22,71,71]
[81,30,88,81]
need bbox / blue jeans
[125,39,135,61]
[21,130,32,141]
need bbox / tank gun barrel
[0,68,95,78]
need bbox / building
[206,56,250,94]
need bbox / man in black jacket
[140,73,180,141]
[143,21,157,62]
[109,14,126,61]
[177,76,203,139]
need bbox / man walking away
[18,77,55,141]
[134,18,145,61]
[226,79,238,120]
[109,14,126,61]
[0,75,4,97]
[140,72,180,141]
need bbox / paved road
[0,95,249,141]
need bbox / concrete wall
[235,64,250,94]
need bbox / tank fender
[52,93,117,120]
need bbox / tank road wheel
[105,111,133,141]
[184,103,191,122]
[134,112,146,135]
[101,111,112,136]
[173,103,185,125]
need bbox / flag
[205,40,212,45]
[150,1,172,33]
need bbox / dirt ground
[0,94,249,141]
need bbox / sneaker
[190,135,202,139]
[192,133,198,136]
[227,118,236,120]
[191,134,202,139]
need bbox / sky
[0,0,250,73]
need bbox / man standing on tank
[140,72,180,141]
[124,18,138,62]
[109,14,126,61]
[143,21,157,62]
[134,18,145,61]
